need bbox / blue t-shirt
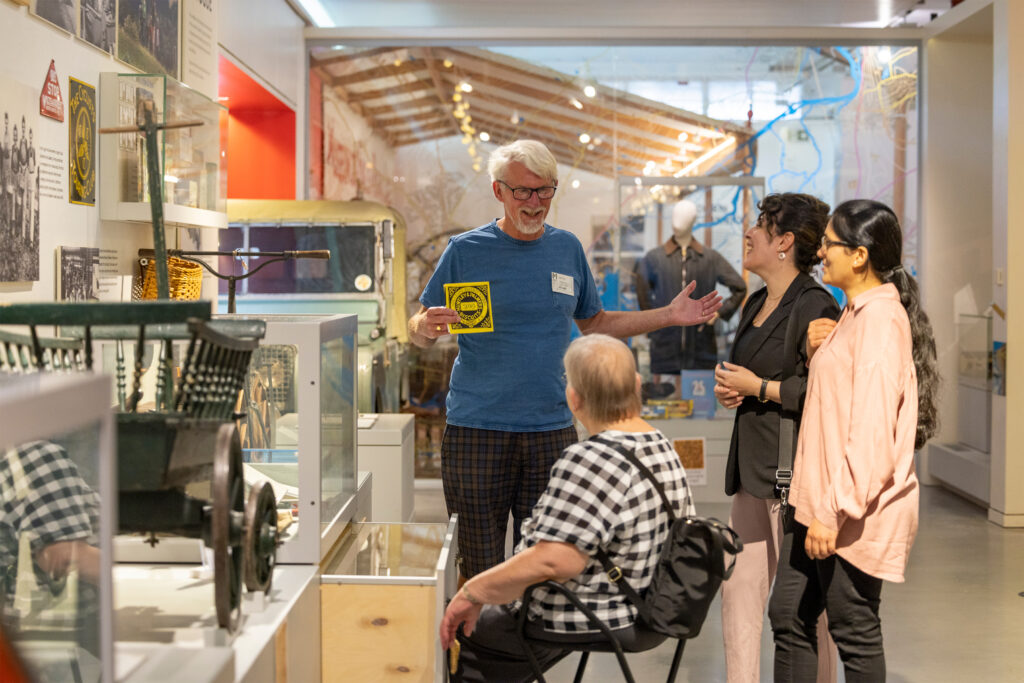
[420,221,602,431]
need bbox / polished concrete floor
[414,481,1024,681]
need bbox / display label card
[551,271,574,295]
[673,437,707,487]
[444,281,494,334]
[39,60,64,122]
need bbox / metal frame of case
[0,374,115,683]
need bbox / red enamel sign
[40,59,64,122]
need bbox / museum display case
[222,313,360,564]
[0,373,115,683]
[320,517,458,683]
[957,313,993,453]
[99,72,227,228]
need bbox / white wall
[0,3,152,304]
[218,0,304,109]
[921,6,993,451]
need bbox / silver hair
[563,334,641,424]
[487,140,558,184]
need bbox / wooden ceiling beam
[312,46,402,68]
[361,95,446,119]
[375,110,446,128]
[346,79,432,104]
[465,98,680,166]
[419,47,462,138]
[329,59,426,88]
[432,64,714,154]
[443,47,750,142]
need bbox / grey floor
[414,480,1024,681]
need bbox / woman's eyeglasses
[821,235,856,250]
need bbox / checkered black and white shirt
[1,441,101,594]
[515,429,696,633]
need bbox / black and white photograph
[32,0,79,35]
[118,0,180,79]
[0,75,41,283]
[57,246,101,300]
[80,0,115,54]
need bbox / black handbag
[593,437,743,639]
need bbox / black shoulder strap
[776,283,813,502]
[590,435,676,618]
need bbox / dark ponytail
[831,200,940,449]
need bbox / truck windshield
[218,223,377,295]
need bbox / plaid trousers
[441,424,578,578]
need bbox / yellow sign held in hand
[444,281,494,334]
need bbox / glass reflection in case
[224,313,358,564]
[0,374,115,683]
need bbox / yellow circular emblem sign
[450,286,488,327]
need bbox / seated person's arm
[465,541,587,605]
[439,541,587,648]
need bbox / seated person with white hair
[439,334,696,682]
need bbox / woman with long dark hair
[768,199,939,682]
[714,193,839,683]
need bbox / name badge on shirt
[551,272,574,296]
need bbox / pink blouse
[789,283,919,582]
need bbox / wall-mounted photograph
[80,0,115,54]
[117,0,179,79]
[32,0,78,35]
[0,75,41,283]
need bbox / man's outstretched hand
[667,280,723,326]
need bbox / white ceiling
[305,0,951,29]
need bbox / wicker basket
[139,256,204,301]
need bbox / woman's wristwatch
[758,378,770,403]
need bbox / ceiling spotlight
[443,59,453,68]
[571,179,581,189]
[569,98,583,110]
[459,81,473,93]
[578,133,591,144]
[583,84,596,98]
[677,131,689,142]
[479,132,490,142]
[452,93,462,102]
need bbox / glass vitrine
[222,313,359,563]
[0,374,115,683]
[98,72,227,228]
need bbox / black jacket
[634,238,746,372]
[723,273,841,499]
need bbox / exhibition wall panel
[0,2,154,303]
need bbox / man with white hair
[409,139,720,580]
[439,334,696,682]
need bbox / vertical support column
[990,0,1024,526]
[703,186,713,248]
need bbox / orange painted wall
[227,109,296,199]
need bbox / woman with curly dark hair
[714,193,839,683]
[768,199,939,682]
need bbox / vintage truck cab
[219,199,408,413]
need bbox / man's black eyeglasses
[497,179,557,201]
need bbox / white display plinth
[113,564,320,683]
[357,413,415,522]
